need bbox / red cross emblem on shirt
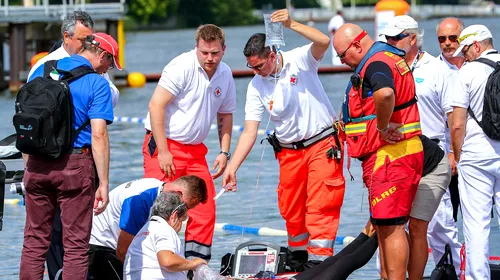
[214,87,221,97]
[290,75,298,85]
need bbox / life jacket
[342,42,421,159]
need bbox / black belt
[70,147,91,154]
[279,127,336,150]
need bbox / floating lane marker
[114,117,273,135]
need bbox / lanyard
[410,51,422,72]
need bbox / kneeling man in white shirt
[124,191,206,280]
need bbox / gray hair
[406,28,424,51]
[80,38,104,55]
[478,38,494,49]
[61,11,94,38]
[151,191,187,221]
[436,17,465,34]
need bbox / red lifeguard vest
[344,51,421,158]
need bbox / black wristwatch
[220,151,231,160]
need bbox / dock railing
[0,0,126,23]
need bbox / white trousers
[427,189,462,276]
[458,156,500,280]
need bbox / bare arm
[373,88,395,130]
[446,112,457,175]
[451,107,467,162]
[91,119,110,215]
[116,230,135,262]
[212,113,233,179]
[157,250,206,272]
[222,120,260,191]
[149,85,176,178]
[271,9,330,61]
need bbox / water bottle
[263,14,285,47]
[194,264,226,280]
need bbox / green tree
[178,0,257,28]
[252,0,320,10]
[127,0,176,25]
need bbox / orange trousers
[276,136,345,263]
[142,131,215,261]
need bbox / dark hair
[174,175,208,204]
[61,11,94,38]
[243,33,273,58]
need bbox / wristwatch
[220,151,231,160]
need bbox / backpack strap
[468,56,500,129]
[474,57,500,70]
[72,120,91,144]
[43,60,59,78]
[58,65,97,83]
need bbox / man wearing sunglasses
[382,15,460,279]
[224,9,345,271]
[450,24,500,280]
[333,23,423,280]
[88,175,207,280]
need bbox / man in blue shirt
[20,33,119,280]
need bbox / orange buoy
[30,52,49,68]
[375,0,410,39]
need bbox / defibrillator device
[220,241,287,278]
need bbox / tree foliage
[178,0,256,28]
[127,0,176,25]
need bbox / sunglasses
[247,55,271,71]
[385,33,410,41]
[338,30,368,60]
[438,35,458,43]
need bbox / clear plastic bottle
[193,264,226,280]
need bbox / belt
[279,127,336,150]
[71,147,91,154]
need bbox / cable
[242,45,282,241]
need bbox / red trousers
[142,131,215,260]
[276,136,345,262]
[20,152,95,280]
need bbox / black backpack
[470,57,500,141]
[13,60,96,158]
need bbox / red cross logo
[215,87,221,97]
[290,75,298,85]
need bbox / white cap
[379,15,418,37]
[453,24,493,57]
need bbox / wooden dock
[0,0,126,92]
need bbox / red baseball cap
[90,32,122,70]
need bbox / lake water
[1,17,499,279]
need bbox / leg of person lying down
[292,220,377,280]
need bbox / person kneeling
[124,191,206,280]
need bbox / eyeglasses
[106,53,115,70]
[438,35,458,43]
[385,33,410,42]
[246,55,271,71]
[461,44,473,55]
[338,30,368,60]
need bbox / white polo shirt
[144,49,237,144]
[124,216,186,280]
[412,52,455,152]
[90,178,164,250]
[245,43,337,144]
[28,46,120,107]
[450,49,500,158]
